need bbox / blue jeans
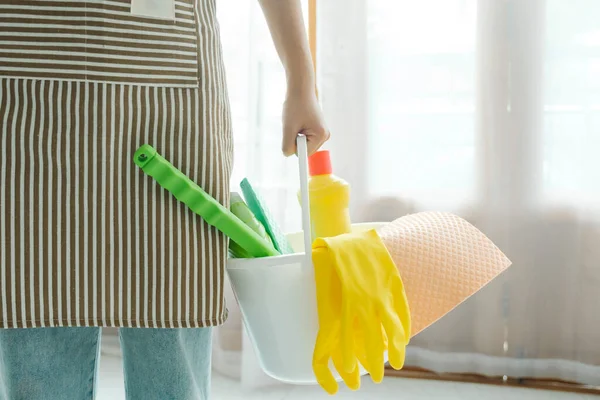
[0,327,212,400]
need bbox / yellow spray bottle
[303,150,351,240]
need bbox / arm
[258,0,329,156]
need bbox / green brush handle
[134,144,279,258]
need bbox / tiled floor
[98,353,595,400]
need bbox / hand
[281,87,330,157]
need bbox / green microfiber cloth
[240,178,295,254]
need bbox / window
[543,0,600,206]
[367,0,477,209]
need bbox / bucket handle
[296,135,313,267]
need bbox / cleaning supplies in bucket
[133,144,279,258]
[135,137,513,395]
[228,192,275,259]
[304,150,351,240]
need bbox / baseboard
[385,366,600,395]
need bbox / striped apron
[0,0,233,328]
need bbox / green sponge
[240,178,295,255]
[228,192,274,258]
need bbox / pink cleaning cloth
[377,212,512,337]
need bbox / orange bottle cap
[308,150,332,176]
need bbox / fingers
[282,128,330,157]
[314,333,362,395]
[359,311,386,383]
[332,348,361,391]
[305,128,330,156]
[340,300,357,374]
[352,319,368,369]
[379,307,407,370]
[281,128,297,157]
[313,330,339,395]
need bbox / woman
[0,0,328,398]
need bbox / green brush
[134,144,279,258]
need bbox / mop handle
[133,144,279,258]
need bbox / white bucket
[227,223,384,384]
[226,136,385,384]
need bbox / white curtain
[214,0,600,388]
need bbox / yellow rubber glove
[312,229,411,394]
[312,247,361,395]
